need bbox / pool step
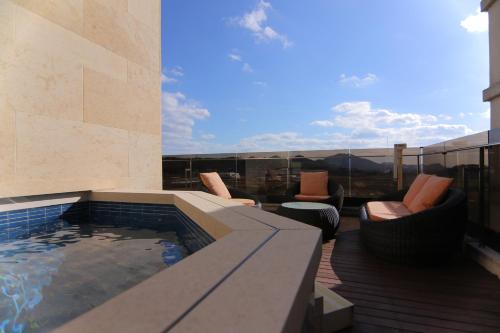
[315,282,354,333]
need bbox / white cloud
[170,66,184,77]
[233,1,292,48]
[162,66,184,84]
[438,114,452,121]
[228,53,242,62]
[228,51,254,73]
[237,132,335,151]
[253,81,268,87]
[339,74,378,88]
[231,123,474,152]
[242,63,253,73]
[163,99,476,154]
[200,133,216,140]
[461,8,488,33]
[310,120,335,127]
[162,73,177,84]
[304,101,474,149]
[330,102,438,129]
[459,112,465,118]
[162,92,212,154]
[480,109,490,119]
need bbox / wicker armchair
[287,179,344,212]
[360,188,467,264]
[200,185,262,209]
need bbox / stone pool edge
[47,190,322,333]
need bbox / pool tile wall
[0,202,87,241]
[89,201,214,252]
[0,201,213,252]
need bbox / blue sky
[161,0,489,154]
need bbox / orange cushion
[300,171,328,196]
[294,194,331,202]
[230,198,256,207]
[403,173,432,207]
[366,201,411,222]
[199,172,231,199]
[407,176,453,213]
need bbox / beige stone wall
[0,0,162,198]
[484,0,500,128]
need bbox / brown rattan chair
[359,188,467,264]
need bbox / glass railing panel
[422,142,445,155]
[237,158,289,202]
[489,128,500,145]
[289,149,347,159]
[191,157,238,189]
[488,145,500,234]
[402,155,419,189]
[162,158,192,190]
[422,152,447,176]
[237,151,289,159]
[445,148,482,224]
[289,150,350,196]
[349,148,393,157]
[349,155,395,198]
[444,131,488,151]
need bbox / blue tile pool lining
[0,201,214,251]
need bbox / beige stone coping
[53,190,322,333]
[481,0,497,11]
[0,191,89,212]
[483,82,500,102]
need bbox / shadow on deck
[316,218,500,333]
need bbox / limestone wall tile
[492,99,500,129]
[92,0,127,12]
[0,177,117,198]
[127,0,160,32]
[10,0,84,35]
[84,68,161,135]
[0,99,15,181]
[15,112,129,180]
[490,2,500,84]
[14,4,127,81]
[0,40,83,121]
[120,176,162,190]
[128,132,162,183]
[0,1,15,45]
[127,61,161,91]
[83,0,160,71]
[0,1,161,197]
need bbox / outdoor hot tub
[0,190,322,333]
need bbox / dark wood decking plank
[315,229,500,333]
[353,313,462,333]
[355,306,499,333]
[345,296,500,329]
[338,289,500,324]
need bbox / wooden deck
[316,218,500,333]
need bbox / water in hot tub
[0,205,211,333]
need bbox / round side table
[276,202,340,241]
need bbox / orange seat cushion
[402,173,431,207]
[407,175,453,213]
[300,171,328,196]
[230,198,256,207]
[366,201,411,222]
[199,172,231,199]
[294,194,331,202]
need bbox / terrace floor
[316,217,500,333]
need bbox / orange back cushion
[402,173,432,207]
[199,172,231,199]
[300,171,329,196]
[407,175,453,213]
